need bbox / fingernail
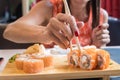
[0,57,4,61]
[98,26,102,29]
[0,57,4,65]
[75,31,79,36]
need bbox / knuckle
[58,13,63,16]
[101,34,104,38]
[50,18,56,25]
[69,15,75,22]
[101,29,106,33]
[57,13,63,17]
[50,17,56,22]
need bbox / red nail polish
[0,57,4,61]
[75,31,79,36]
[98,26,102,29]
[0,57,4,65]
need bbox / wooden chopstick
[63,0,82,52]
[63,0,72,51]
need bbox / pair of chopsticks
[63,0,82,52]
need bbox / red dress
[50,0,104,46]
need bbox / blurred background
[0,0,120,49]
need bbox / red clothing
[50,0,104,46]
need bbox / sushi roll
[79,48,97,70]
[68,50,80,67]
[42,55,54,67]
[23,59,44,73]
[24,44,46,54]
[31,54,54,67]
[96,49,110,69]
[15,57,28,70]
[16,54,31,58]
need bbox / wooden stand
[0,55,120,80]
[102,76,110,80]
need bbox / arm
[3,0,79,49]
[3,0,53,44]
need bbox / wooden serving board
[0,55,120,80]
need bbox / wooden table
[0,46,120,80]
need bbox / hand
[92,23,110,48]
[45,13,80,49]
[43,42,55,48]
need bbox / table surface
[103,47,120,64]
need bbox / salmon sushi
[43,55,54,67]
[23,59,44,73]
[24,44,46,54]
[15,57,28,70]
[96,49,110,69]
[79,48,97,70]
[31,54,54,67]
[68,50,80,67]
[16,54,31,58]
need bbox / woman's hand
[92,23,110,48]
[44,13,80,49]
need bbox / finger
[50,27,70,48]
[95,29,109,37]
[93,26,99,34]
[50,32,67,49]
[100,23,109,29]
[100,38,110,44]
[97,34,110,40]
[98,23,109,29]
[50,17,72,40]
[56,13,79,35]
[94,23,109,33]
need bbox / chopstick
[62,0,72,51]
[63,0,82,52]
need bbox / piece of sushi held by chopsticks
[67,50,80,67]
